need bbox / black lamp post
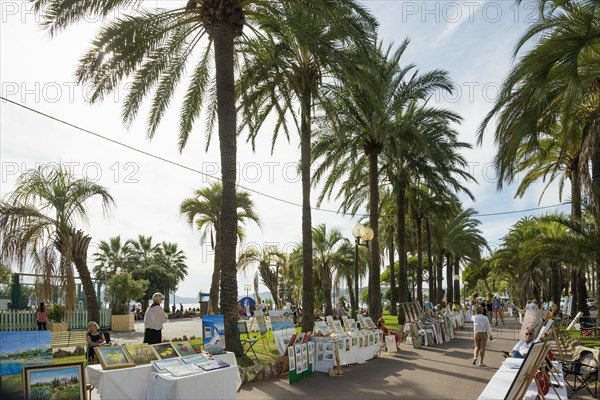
[351,223,374,319]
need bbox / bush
[48,304,66,323]
[106,273,148,314]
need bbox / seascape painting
[0,331,52,377]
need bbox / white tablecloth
[147,364,239,400]
[478,360,567,400]
[87,363,152,399]
[87,352,240,399]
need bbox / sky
[0,1,571,300]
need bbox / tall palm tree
[0,164,114,322]
[32,0,376,351]
[238,1,376,331]
[313,41,410,322]
[180,182,259,314]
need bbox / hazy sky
[0,1,569,300]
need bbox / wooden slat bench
[51,330,88,349]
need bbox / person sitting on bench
[509,327,535,358]
[86,321,106,362]
[377,318,402,351]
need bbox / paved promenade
[96,316,595,399]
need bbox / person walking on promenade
[472,306,493,366]
[144,292,169,344]
[492,296,504,326]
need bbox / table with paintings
[478,359,567,400]
[312,332,381,373]
[87,352,239,399]
[146,359,239,400]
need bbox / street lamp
[243,283,252,299]
[351,223,374,319]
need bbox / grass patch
[561,327,600,348]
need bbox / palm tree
[180,182,259,314]
[478,0,600,303]
[238,1,376,331]
[126,235,160,270]
[156,242,188,313]
[311,224,347,316]
[93,236,132,277]
[238,245,285,308]
[0,164,114,322]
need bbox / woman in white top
[472,306,493,366]
[143,292,169,344]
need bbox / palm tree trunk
[453,257,460,305]
[213,23,240,354]
[368,151,382,322]
[71,231,99,324]
[395,181,407,324]
[164,288,171,314]
[591,127,600,308]
[322,268,333,316]
[426,218,434,303]
[436,250,444,304]
[445,253,452,304]
[300,87,315,333]
[389,232,397,316]
[416,215,423,305]
[346,275,355,317]
[570,161,582,314]
[209,230,221,314]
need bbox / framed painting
[171,341,196,357]
[151,342,179,359]
[95,346,135,370]
[152,358,184,373]
[124,343,159,365]
[23,362,85,400]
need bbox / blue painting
[202,315,225,354]
[0,331,52,376]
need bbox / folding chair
[561,349,598,398]
[237,320,259,361]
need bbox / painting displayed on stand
[202,315,225,354]
[23,362,85,400]
[0,331,52,377]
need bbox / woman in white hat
[143,292,169,344]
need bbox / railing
[0,309,112,331]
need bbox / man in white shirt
[472,306,493,366]
[511,327,535,358]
